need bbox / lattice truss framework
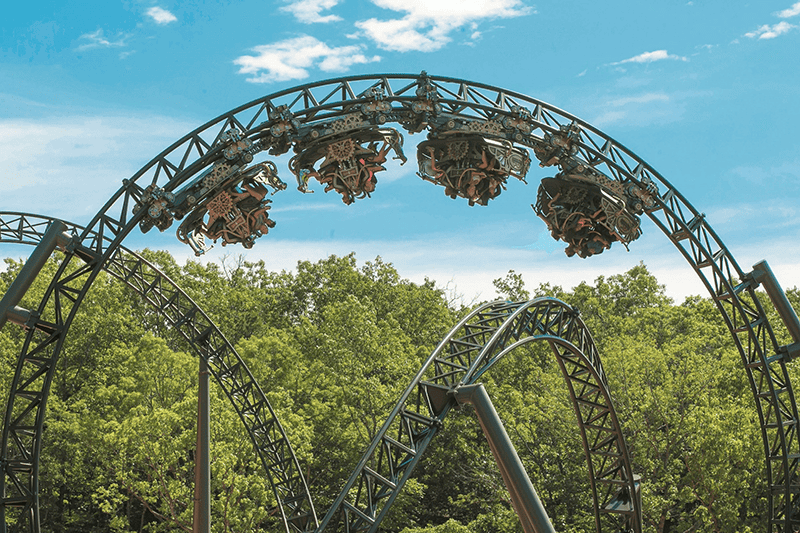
[320,298,641,533]
[1,215,639,533]
[1,73,798,532]
[0,213,316,533]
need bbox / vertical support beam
[193,353,211,533]
[0,220,70,330]
[454,383,557,533]
[0,472,4,533]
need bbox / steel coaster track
[319,297,640,533]
[0,212,317,533]
[0,72,796,531]
[0,216,637,532]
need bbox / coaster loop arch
[320,297,641,533]
[1,72,797,532]
[0,212,317,532]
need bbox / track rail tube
[3,72,798,531]
[454,383,556,533]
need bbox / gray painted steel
[752,260,800,351]
[0,212,317,533]
[454,383,556,533]
[193,355,211,533]
[320,298,641,533]
[1,72,798,532]
[0,220,68,330]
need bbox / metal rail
[320,298,641,533]
[0,212,317,532]
[1,72,796,531]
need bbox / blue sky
[1,0,799,303]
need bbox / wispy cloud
[744,21,796,39]
[163,230,725,308]
[730,159,800,188]
[270,203,343,214]
[0,114,195,217]
[611,50,688,65]
[146,6,178,25]
[580,87,711,129]
[607,93,671,106]
[777,1,800,18]
[742,3,799,40]
[234,35,380,82]
[76,29,128,51]
[281,0,342,23]
[590,92,672,127]
[354,0,532,52]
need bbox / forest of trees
[1,251,798,533]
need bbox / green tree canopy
[1,253,794,532]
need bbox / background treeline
[1,251,798,533]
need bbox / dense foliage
[1,252,798,533]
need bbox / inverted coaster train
[1,72,799,533]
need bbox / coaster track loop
[0,212,317,533]
[1,72,796,532]
[319,298,641,533]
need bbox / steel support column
[0,220,69,330]
[0,212,317,533]
[193,353,211,533]
[3,72,798,532]
[454,383,556,533]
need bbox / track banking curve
[1,73,797,532]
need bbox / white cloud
[146,7,178,25]
[270,203,343,214]
[0,114,195,218]
[612,50,688,65]
[744,21,796,39]
[281,0,342,23]
[76,29,128,51]
[607,93,671,106]
[585,90,715,128]
[234,35,380,83]
[354,0,532,52]
[703,198,800,291]
[730,159,800,188]
[590,93,672,127]
[4,115,795,309]
[777,2,800,18]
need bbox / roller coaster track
[320,297,641,533]
[1,215,639,532]
[0,212,317,532]
[1,73,797,532]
